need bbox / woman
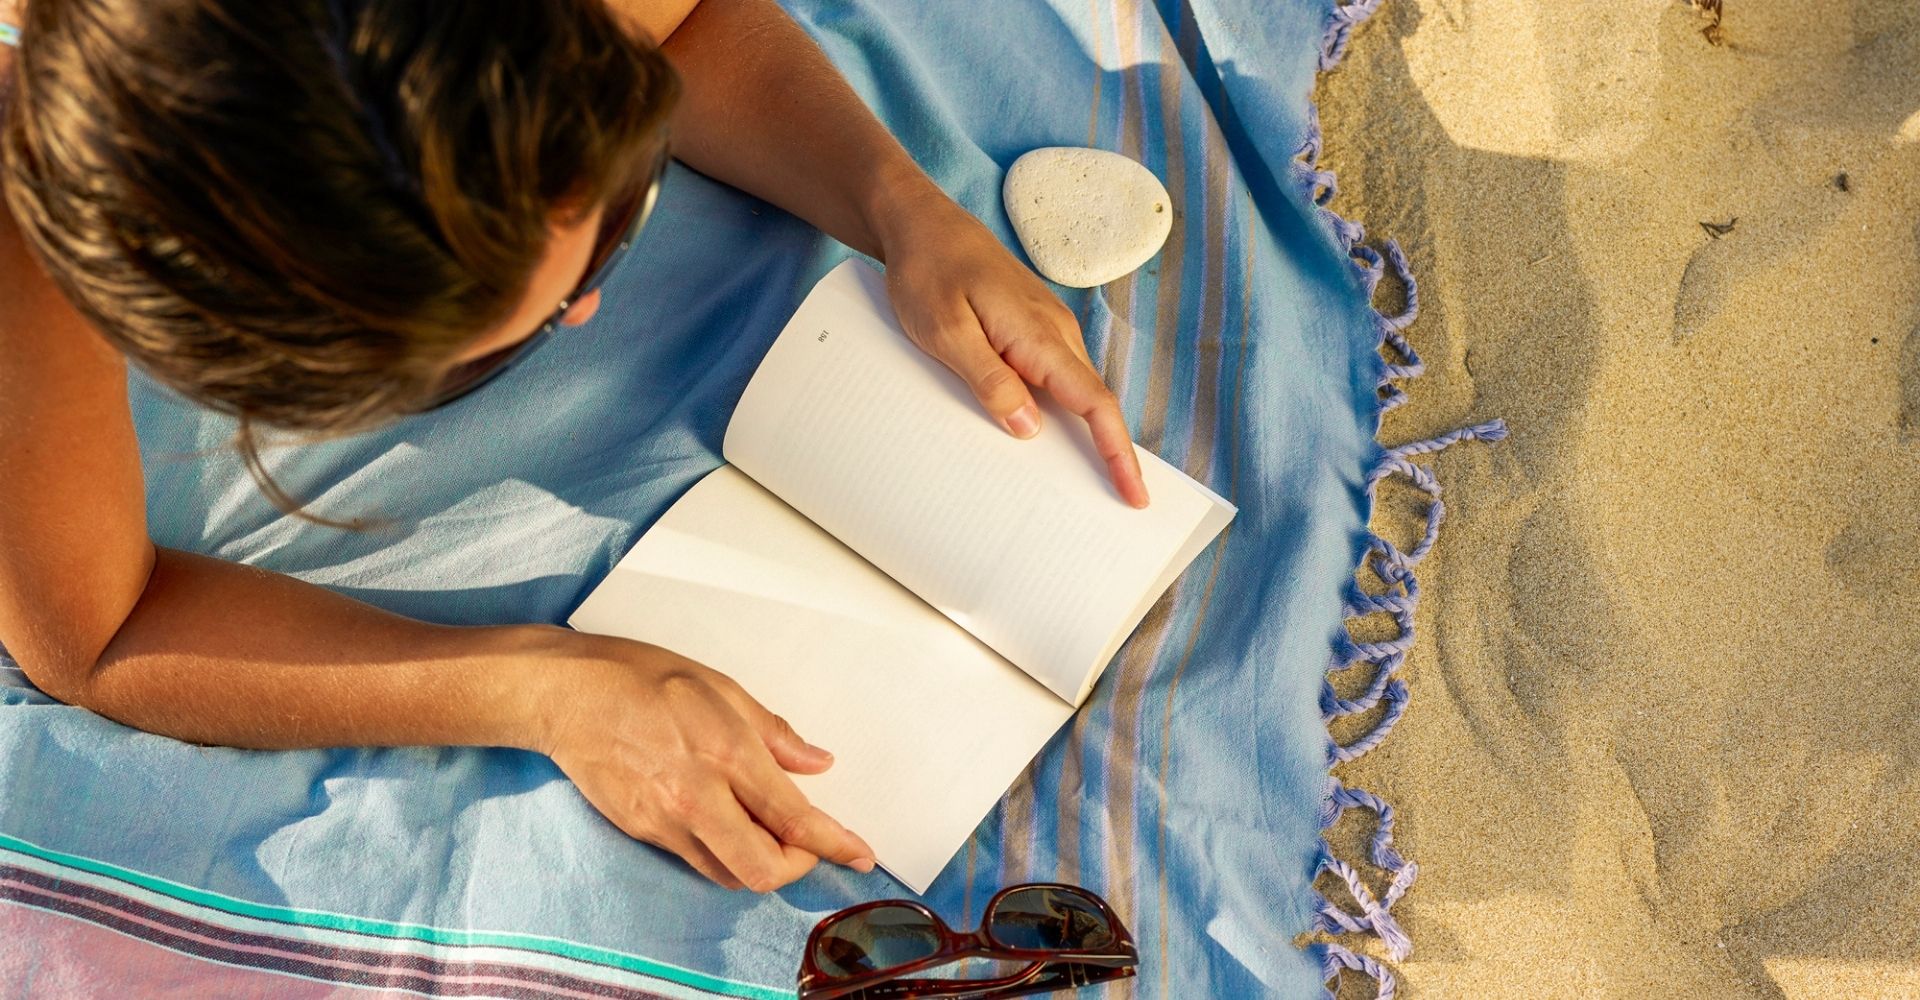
[0,0,1147,893]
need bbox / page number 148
[817,330,830,343]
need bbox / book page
[1073,449,1238,703]
[724,260,1235,703]
[568,466,1072,894]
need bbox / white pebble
[1003,147,1173,288]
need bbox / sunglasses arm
[833,960,1050,1000]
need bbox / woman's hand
[649,0,1146,506]
[534,634,875,891]
[873,191,1151,508]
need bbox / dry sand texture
[1315,2,1920,997]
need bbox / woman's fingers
[717,684,876,871]
[678,669,871,883]
[952,310,1151,506]
[755,710,830,773]
[733,749,876,872]
[553,649,871,894]
[969,292,1148,507]
[1045,299,1098,368]
[710,675,834,774]
[1004,331,1150,508]
[904,301,1043,439]
[690,790,818,893]
[659,830,746,890]
[876,199,1149,505]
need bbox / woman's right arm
[0,125,869,891]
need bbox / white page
[569,467,1072,894]
[1075,450,1239,701]
[724,260,1236,704]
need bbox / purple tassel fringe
[1300,1,1508,995]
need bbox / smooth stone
[1003,147,1173,288]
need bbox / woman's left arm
[615,0,1148,506]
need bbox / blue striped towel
[0,1,1500,996]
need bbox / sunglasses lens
[415,337,533,411]
[986,887,1116,952]
[812,903,943,979]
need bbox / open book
[569,260,1234,892]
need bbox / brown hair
[2,0,678,523]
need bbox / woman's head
[1,0,678,435]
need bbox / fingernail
[807,742,834,762]
[1004,404,1039,439]
[852,857,875,874]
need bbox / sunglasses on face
[409,146,670,412]
[798,884,1138,1000]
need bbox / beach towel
[0,1,1500,996]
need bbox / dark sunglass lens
[415,338,532,411]
[433,355,502,398]
[987,888,1116,952]
[812,904,943,979]
[592,191,641,267]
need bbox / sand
[1313,2,1920,996]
